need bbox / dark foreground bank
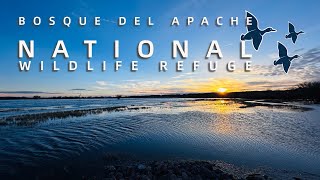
[80,153,314,180]
[101,159,266,180]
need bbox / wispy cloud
[172,72,197,79]
[70,88,90,91]
[96,81,107,86]
[229,46,320,91]
[0,91,60,94]
[0,91,45,94]
[101,18,117,24]
[254,47,320,80]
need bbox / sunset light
[1,1,320,179]
[217,88,227,93]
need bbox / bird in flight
[285,22,304,44]
[274,42,299,73]
[241,11,276,50]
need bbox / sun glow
[217,88,227,93]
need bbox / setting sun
[217,88,227,93]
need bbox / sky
[1,0,320,97]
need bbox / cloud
[101,18,117,24]
[230,47,320,91]
[293,48,305,53]
[0,91,60,94]
[93,80,181,95]
[253,47,320,80]
[0,91,45,94]
[70,88,89,91]
[246,81,271,85]
[172,72,197,79]
[268,52,278,59]
[86,47,320,95]
[96,81,107,86]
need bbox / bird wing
[278,42,288,58]
[289,23,295,33]
[282,60,291,73]
[292,34,297,43]
[246,12,259,31]
[252,34,262,50]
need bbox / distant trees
[295,82,320,90]
[0,82,319,101]
[33,95,41,99]
[290,81,320,101]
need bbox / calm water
[0,98,320,179]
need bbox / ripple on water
[0,99,319,176]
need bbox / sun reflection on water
[186,99,251,114]
[185,99,253,135]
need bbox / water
[0,98,320,179]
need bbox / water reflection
[0,98,319,178]
[185,100,245,135]
[186,99,251,114]
[0,98,313,126]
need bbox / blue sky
[1,0,320,96]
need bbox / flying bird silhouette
[285,22,304,44]
[274,42,299,73]
[241,11,276,50]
